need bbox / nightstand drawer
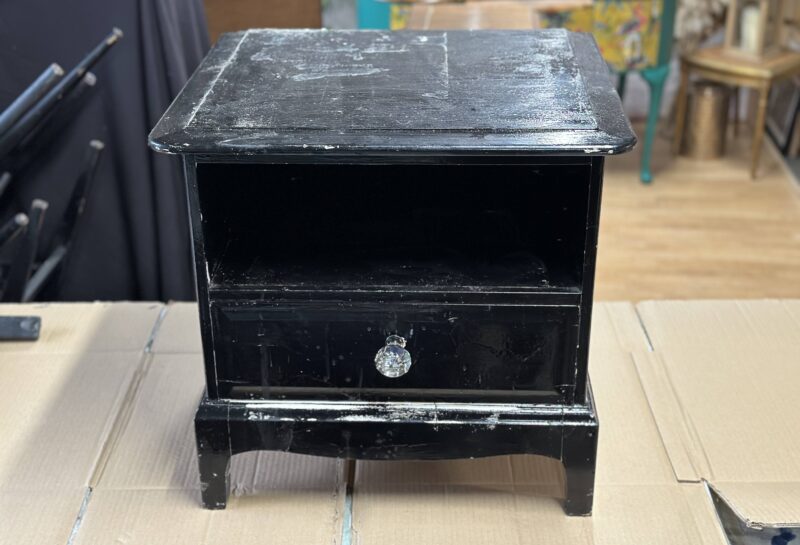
[211,300,580,402]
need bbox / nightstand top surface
[149,29,635,156]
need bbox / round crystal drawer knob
[374,335,412,378]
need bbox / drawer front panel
[211,301,579,401]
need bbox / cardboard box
[0,300,798,544]
[0,302,163,355]
[0,303,163,545]
[635,300,800,529]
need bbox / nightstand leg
[197,448,231,509]
[562,425,599,516]
[195,397,232,509]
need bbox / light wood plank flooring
[596,126,800,300]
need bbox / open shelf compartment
[196,162,592,293]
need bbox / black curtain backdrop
[0,0,209,301]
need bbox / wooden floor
[596,125,800,300]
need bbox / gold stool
[673,47,800,178]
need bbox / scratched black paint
[149,29,635,154]
[212,301,579,401]
[149,29,635,516]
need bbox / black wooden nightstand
[150,28,635,516]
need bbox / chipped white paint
[238,399,565,412]
[232,398,590,429]
[186,30,250,129]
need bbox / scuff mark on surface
[291,65,388,82]
[186,29,250,128]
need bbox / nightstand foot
[195,398,232,509]
[562,424,599,516]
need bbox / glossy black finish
[211,300,580,401]
[149,29,635,517]
[195,392,598,516]
[150,30,635,155]
[189,155,602,405]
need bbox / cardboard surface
[2,300,798,543]
[1,490,89,545]
[77,488,345,545]
[0,303,163,545]
[149,302,202,354]
[0,352,144,491]
[635,300,800,528]
[0,302,162,354]
[351,302,716,545]
[75,305,346,545]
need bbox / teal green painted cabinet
[541,0,677,183]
